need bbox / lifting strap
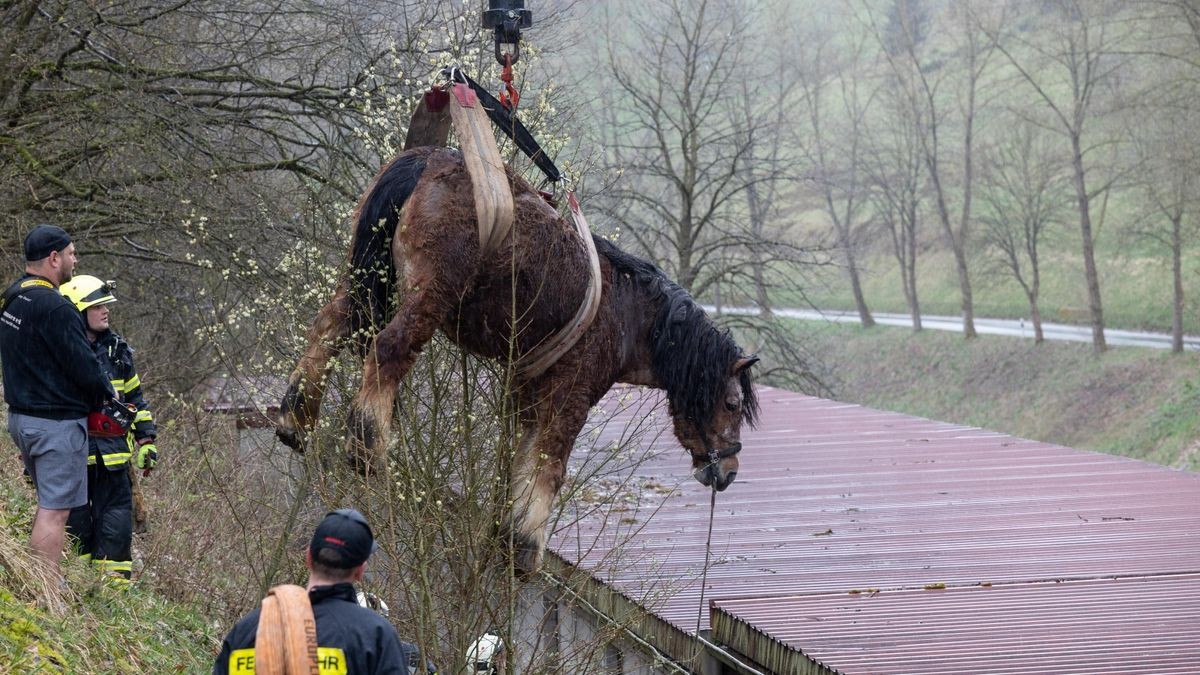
[447,82,516,257]
[401,67,601,378]
[254,584,319,674]
[445,68,561,183]
[515,191,603,380]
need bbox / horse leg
[507,387,592,575]
[277,284,351,449]
[344,283,459,474]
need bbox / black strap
[0,277,53,311]
[446,68,562,183]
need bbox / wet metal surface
[550,386,1200,673]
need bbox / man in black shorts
[1,225,114,578]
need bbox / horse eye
[725,400,739,413]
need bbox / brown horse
[276,146,758,573]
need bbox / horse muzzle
[693,442,741,491]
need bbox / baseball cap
[309,508,379,568]
[24,224,72,262]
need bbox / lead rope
[692,483,719,669]
[691,422,724,662]
[691,425,722,668]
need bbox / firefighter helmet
[466,631,504,673]
[59,275,117,311]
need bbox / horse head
[670,355,759,491]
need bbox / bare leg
[30,507,70,576]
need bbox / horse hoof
[512,532,543,578]
[347,449,376,477]
[494,522,542,577]
[276,427,303,451]
[344,407,383,476]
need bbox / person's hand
[135,440,158,473]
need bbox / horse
[276,145,759,573]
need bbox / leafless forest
[3,0,1198,386]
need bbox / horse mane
[593,236,759,428]
[346,150,431,353]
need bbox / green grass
[0,474,219,673]
[0,584,217,674]
[802,320,1200,472]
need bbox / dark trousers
[67,462,133,579]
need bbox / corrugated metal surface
[713,575,1200,674]
[549,386,1200,673]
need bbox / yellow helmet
[59,275,117,312]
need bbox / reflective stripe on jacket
[89,329,156,468]
[213,583,415,675]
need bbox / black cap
[24,224,72,262]
[309,508,378,568]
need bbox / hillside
[804,321,1200,472]
[0,476,217,673]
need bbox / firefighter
[214,509,432,674]
[59,275,157,587]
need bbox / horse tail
[346,150,429,355]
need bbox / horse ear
[733,355,759,375]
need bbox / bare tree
[0,0,456,390]
[865,92,925,331]
[1127,88,1199,351]
[991,0,1135,352]
[868,0,1000,339]
[796,13,878,327]
[596,0,804,299]
[978,120,1071,343]
[733,58,794,316]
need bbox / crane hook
[482,0,532,65]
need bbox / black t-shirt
[213,583,415,675]
[0,274,111,418]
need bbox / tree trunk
[955,244,975,338]
[1172,214,1184,353]
[906,247,921,332]
[846,245,875,327]
[753,267,771,317]
[958,80,978,340]
[714,274,723,315]
[1070,134,1106,352]
[837,215,874,327]
[1030,250,1043,344]
[929,171,977,339]
[1029,295,1044,344]
[746,181,773,316]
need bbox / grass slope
[806,321,1200,471]
[0,475,218,673]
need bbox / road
[706,306,1200,351]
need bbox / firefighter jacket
[89,329,156,468]
[0,274,112,418]
[213,583,420,675]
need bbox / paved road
[706,306,1200,351]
